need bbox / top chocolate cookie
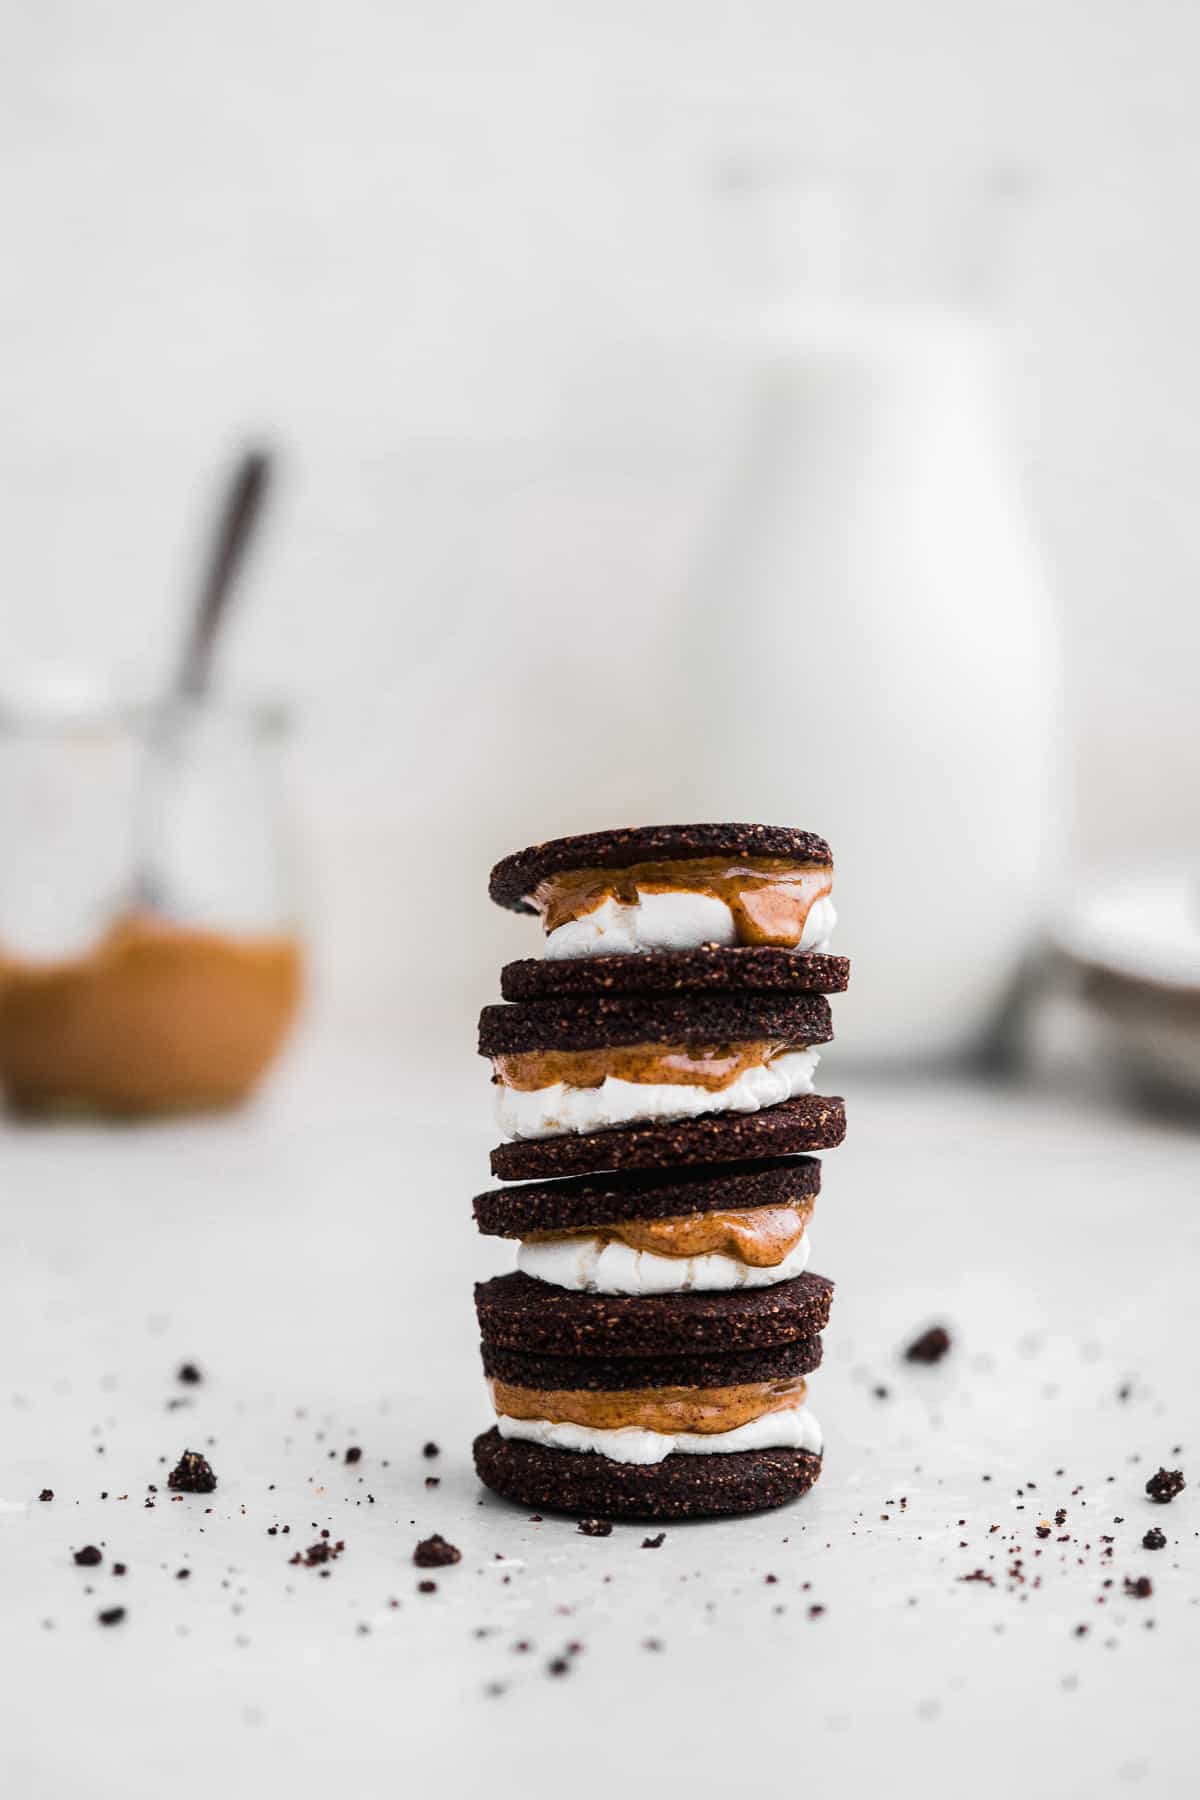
[489,823,833,913]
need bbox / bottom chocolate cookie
[473,1426,822,1521]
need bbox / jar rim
[0,682,292,739]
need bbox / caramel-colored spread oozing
[0,912,302,1114]
[534,856,833,949]
[490,1375,807,1435]
[494,1039,798,1094]
[525,1198,815,1267]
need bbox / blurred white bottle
[682,157,1061,1062]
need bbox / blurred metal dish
[1051,865,1200,1110]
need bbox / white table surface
[2,1040,1197,1799]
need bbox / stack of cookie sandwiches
[472,824,849,1521]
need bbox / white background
[2,0,1198,1032]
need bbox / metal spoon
[130,449,273,912]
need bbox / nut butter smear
[525,1198,814,1267]
[0,912,301,1113]
[534,856,833,948]
[491,1375,808,1435]
[495,1039,803,1093]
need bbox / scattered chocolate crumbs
[177,1363,203,1385]
[808,1604,825,1618]
[873,1385,890,1399]
[905,1325,952,1364]
[1035,1524,1051,1540]
[176,1568,190,1580]
[413,1534,461,1568]
[167,1450,217,1495]
[641,1533,665,1549]
[1142,1528,1167,1551]
[97,1607,126,1626]
[1145,1467,1185,1504]
[38,1489,53,1503]
[424,1476,440,1488]
[1055,1509,1067,1526]
[422,1441,439,1459]
[344,1447,362,1465]
[73,1545,102,1567]
[417,1579,437,1594]
[959,1571,995,1585]
[289,1539,345,1568]
[547,1657,570,1676]
[113,1563,127,1577]
[577,1519,612,1538]
[1124,1576,1153,1599]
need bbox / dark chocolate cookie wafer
[489,823,831,914]
[474,1428,822,1520]
[490,1093,845,1181]
[501,946,849,1002]
[478,991,832,1058]
[474,1155,820,1238]
[475,1269,833,1358]
[481,1332,824,1393]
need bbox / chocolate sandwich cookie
[500,945,850,1002]
[483,991,834,1172]
[490,1093,846,1181]
[474,1155,821,1238]
[473,1430,822,1521]
[475,1269,834,1358]
[489,823,832,914]
[478,991,833,1057]
[490,822,836,962]
[475,1278,830,1520]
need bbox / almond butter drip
[494,1039,799,1094]
[490,1375,807,1435]
[534,856,833,948]
[523,1197,815,1267]
[0,912,302,1114]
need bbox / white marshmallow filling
[493,1045,820,1140]
[543,889,837,960]
[495,1405,823,1466]
[516,1230,812,1295]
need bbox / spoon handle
[174,449,272,702]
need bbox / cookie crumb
[417,1579,437,1594]
[577,1518,612,1538]
[641,1533,665,1549]
[38,1489,54,1503]
[1142,1528,1167,1551]
[413,1534,461,1568]
[1124,1576,1153,1599]
[97,1607,126,1626]
[344,1446,362,1465]
[176,1363,203,1385]
[167,1450,217,1494]
[905,1325,952,1364]
[422,1441,440,1459]
[73,1545,102,1567]
[1145,1467,1185,1504]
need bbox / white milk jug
[675,167,1060,1061]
